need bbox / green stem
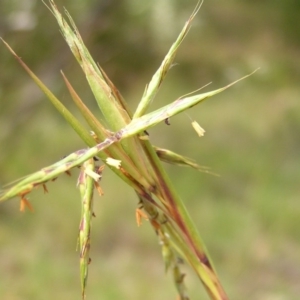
[140,140,228,299]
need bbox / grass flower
[0,1,257,299]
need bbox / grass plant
[0,1,256,299]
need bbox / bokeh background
[1,1,300,299]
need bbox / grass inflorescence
[0,1,256,299]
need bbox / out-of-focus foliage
[1,1,300,299]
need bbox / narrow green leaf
[133,1,203,118]
[0,38,94,147]
[122,71,258,138]
[49,0,131,132]
[78,158,98,298]
[154,146,217,175]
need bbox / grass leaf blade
[133,1,203,118]
[0,38,95,147]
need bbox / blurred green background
[1,0,300,299]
